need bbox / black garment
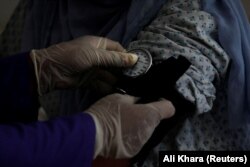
[0,53,39,123]
[117,56,195,165]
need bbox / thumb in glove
[85,93,175,159]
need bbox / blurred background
[0,0,249,34]
[242,0,250,20]
[0,0,19,34]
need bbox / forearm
[128,0,230,114]
[0,113,95,167]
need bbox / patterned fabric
[128,0,229,115]
[128,0,250,166]
[141,88,250,167]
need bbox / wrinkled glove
[30,36,138,95]
[85,93,175,159]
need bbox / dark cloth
[0,52,38,123]
[21,0,166,50]
[0,53,96,167]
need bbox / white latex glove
[85,93,175,159]
[30,36,138,95]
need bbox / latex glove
[30,36,138,95]
[85,93,175,159]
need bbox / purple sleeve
[0,53,96,166]
[0,113,96,167]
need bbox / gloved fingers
[70,36,102,48]
[103,93,140,104]
[86,93,175,158]
[94,49,138,67]
[103,38,126,52]
[90,36,109,49]
[80,35,125,51]
[145,99,175,120]
[117,94,141,104]
[119,102,168,157]
[69,36,125,52]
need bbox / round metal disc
[123,48,152,78]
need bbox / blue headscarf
[201,0,250,126]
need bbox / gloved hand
[85,93,175,159]
[30,36,138,95]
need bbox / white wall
[0,0,19,33]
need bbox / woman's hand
[30,36,138,95]
[85,93,175,158]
